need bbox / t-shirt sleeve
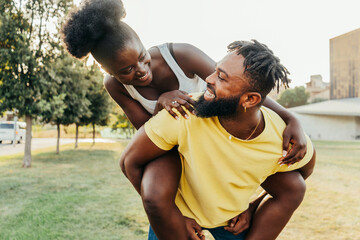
[276,134,314,172]
[144,109,181,151]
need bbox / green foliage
[78,63,112,127]
[40,53,91,126]
[0,0,37,116]
[0,0,111,128]
[277,86,309,108]
[0,0,74,118]
[112,113,135,139]
[0,0,75,165]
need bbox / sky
[121,0,360,87]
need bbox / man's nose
[205,72,216,85]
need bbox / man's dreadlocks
[228,40,290,101]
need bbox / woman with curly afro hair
[62,0,309,239]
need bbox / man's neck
[218,108,264,140]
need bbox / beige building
[330,28,360,99]
[305,75,330,102]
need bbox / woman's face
[102,39,152,87]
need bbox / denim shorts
[148,225,247,240]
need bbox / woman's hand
[278,117,307,166]
[184,217,205,240]
[224,208,251,235]
[154,90,196,119]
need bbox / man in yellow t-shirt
[120,40,315,240]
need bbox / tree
[0,0,73,166]
[76,64,111,146]
[0,0,75,166]
[41,52,90,154]
[277,86,309,108]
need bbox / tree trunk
[22,115,32,168]
[75,123,79,149]
[56,123,60,155]
[92,123,95,145]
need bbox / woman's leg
[245,171,306,240]
[245,153,316,240]
[141,149,187,240]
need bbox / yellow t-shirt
[144,106,313,228]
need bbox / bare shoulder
[148,45,162,59]
[103,74,132,104]
[172,43,215,79]
[103,75,128,95]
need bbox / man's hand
[279,117,307,166]
[224,208,251,235]
[185,217,205,240]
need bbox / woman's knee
[282,174,306,207]
[142,180,176,217]
[141,153,181,217]
[263,172,306,209]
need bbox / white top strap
[121,43,206,114]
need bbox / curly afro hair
[62,0,133,59]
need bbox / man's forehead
[217,52,246,77]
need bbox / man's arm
[120,126,168,194]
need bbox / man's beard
[195,93,241,118]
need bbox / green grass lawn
[0,142,148,240]
[0,141,359,240]
[278,141,360,240]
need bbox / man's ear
[242,92,262,109]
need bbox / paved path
[0,138,117,157]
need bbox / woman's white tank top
[122,43,206,114]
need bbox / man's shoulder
[260,106,287,140]
[261,106,286,127]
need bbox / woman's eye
[140,53,147,61]
[119,67,134,75]
[126,66,134,73]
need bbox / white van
[0,121,26,144]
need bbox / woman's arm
[263,97,307,165]
[172,43,216,80]
[104,75,151,129]
[152,43,216,118]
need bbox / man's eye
[218,74,224,80]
